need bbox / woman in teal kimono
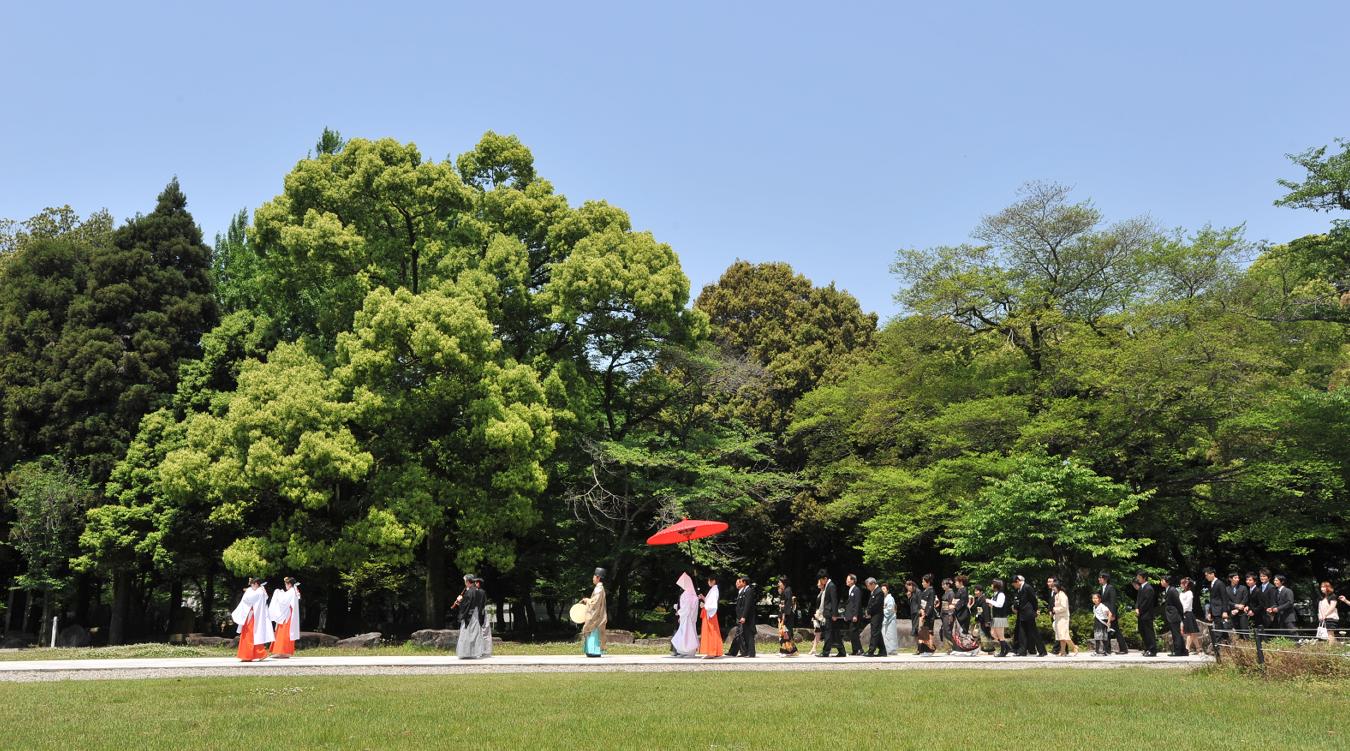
[581,568,608,657]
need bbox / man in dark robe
[864,578,886,656]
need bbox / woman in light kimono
[456,573,486,659]
[671,572,700,657]
[581,568,608,657]
[268,577,300,659]
[474,575,492,658]
[231,578,274,662]
[881,582,900,655]
[697,574,722,658]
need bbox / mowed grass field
[2,669,1345,750]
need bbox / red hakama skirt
[237,615,270,661]
[698,607,722,657]
[272,619,295,657]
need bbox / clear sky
[3,2,1347,318]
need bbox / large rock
[336,631,382,648]
[755,624,780,642]
[56,624,91,648]
[635,637,669,648]
[296,631,339,649]
[185,634,232,647]
[410,629,458,650]
[604,629,634,644]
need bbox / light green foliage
[160,342,372,575]
[941,453,1152,589]
[4,456,90,592]
[251,137,475,346]
[335,286,555,570]
[1275,138,1350,212]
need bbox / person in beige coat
[1048,577,1078,655]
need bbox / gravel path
[0,652,1209,682]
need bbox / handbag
[1316,620,1329,640]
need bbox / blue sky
[2,2,1347,318]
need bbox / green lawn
[1,669,1344,750]
[0,640,671,661]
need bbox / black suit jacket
[1227,584,1249,614]
[735,585,755,625]
[866,587,884,618]
[1164,586,1183,623]
[1249,583,1268,615]
[1013,584,1039,618]
[1100,583,1120,617]
[844,584,863,620]
[821,580,838,620]
[1274,586,1296,626]
[1136,582,1157,619]
[1207,578,1228,617]
[907,590,922,618]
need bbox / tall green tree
[695,260,876,436]
[47,180,218,483]
[3,456,90,644]
[941,453,1152,592]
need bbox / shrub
[1220,637,1350,681]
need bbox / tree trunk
[425,525,447,627]
[108,570,132,645]
[203,559,217,633]
[3,588,14,634]
[39,588,53,646]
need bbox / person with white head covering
[671,572,700,657]
[267,577,300,658]
[231,578,274,662]
[582,568,608,657]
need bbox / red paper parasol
[646,518,728,546]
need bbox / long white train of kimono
[0,651,1209,682]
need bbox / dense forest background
[2,130,1347,644]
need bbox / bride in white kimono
[671,572,700,657]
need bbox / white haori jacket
[232,586,275,644]
[268,586,301,640]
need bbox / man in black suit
[816,570,845,657]
[864,577,887,656]
[1226,572,1249,638]
[1244,572,1265,633]
[1011,575,1046,657]
[1097,572,1129,654]
[726,575,756,657]
[1203,567,1229,652]
[1133,572,1158,656]
[843,574,864,655]
[1268,574,1296,631]
[1096,572,1128,653]
[1161,574,1187,656]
